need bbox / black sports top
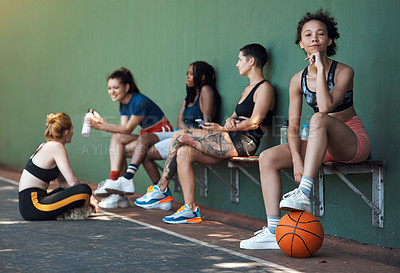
[24,143,60,183]
[301,60,353,113]
[235,80,272,128]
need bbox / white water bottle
[280,120,289,144]
[300,124,309,140]
[81,110,93,137]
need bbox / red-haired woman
[19,113,98,220]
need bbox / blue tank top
[183,94,203,128]
[301,60,353,113]
[119,93,165,129]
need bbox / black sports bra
[24,143,60,183]
[301,60,353,113]
[235,80,272,128]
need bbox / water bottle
[300,124,309,140]
[81,109,93,137]
[280,120,289,144]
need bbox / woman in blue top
[132,61,221,210]
[135,44,275,223]
[87,67,173,206]
[240,9,370,250]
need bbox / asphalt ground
[0,165,399,272]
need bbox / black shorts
[19,184,92,220]
[228,129,262,156]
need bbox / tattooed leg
[157,129,238,191]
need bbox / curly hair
[295,9,340,56]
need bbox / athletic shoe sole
[134,199,172,210]
[94,190,111,198]
[162,217,202,224]
[239,241,280,250]
[105,187,135,195]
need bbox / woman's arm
[51,142,80,187]
[310,54,354,113]
[177,100,190,129]
[288,73,304,183]
[89,111,143,134]
[199,85,216,122]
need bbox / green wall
[1,0,399,248]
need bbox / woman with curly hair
[19,113,99,220]
[240,9,370,249]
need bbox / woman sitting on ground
[19,113,98,220]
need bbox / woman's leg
[177,146,222,211]
[142,145,163,183]
[125,134,160,176]
[157,129,238,191]
[303,113,357,179]
[109,133,139,175]
[259,143,307,217]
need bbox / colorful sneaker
[240,226,280,249]
[94,179,113,197]
[104,176,135,195]
[279,188,311,213]
[98,194,130,209]
[163,204,202,224]
[134,185,173,210]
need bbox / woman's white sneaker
[104,176,135,195]
[279,188,311,213]
[240,227,280,249]
[99,194,130,209]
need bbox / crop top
[24,144,60,183]
[119,93,165,129]
[301,60,353,113]
[183,94,203,128]
[234,80,273,128]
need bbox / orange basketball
[275,211,324,258]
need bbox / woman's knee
[259,146,287,170]
[73,183,92,195]
[310,112,330,130]
[111,133,124,144]
[176,146,194,165]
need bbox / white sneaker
[240,227,280,249]
[104,176,135,195]
[279,188,311,213]
[98,194,130,209]
[94,179,114,197]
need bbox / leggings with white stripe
[18,184,92,220]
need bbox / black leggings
[19,184,92,220]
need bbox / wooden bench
[199,156,385,228]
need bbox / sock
[152,181,158,185]
[124,164,138,180]
[267,216,280,234]
[109,171,120,180]
[298,176,314,197]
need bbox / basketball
[275,211,324,258]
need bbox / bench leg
[372,165,384,228]
[198,165,208,198]
[315,168,325,217]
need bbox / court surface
[1,177,399,272]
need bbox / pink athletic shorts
[323,115,370,163]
